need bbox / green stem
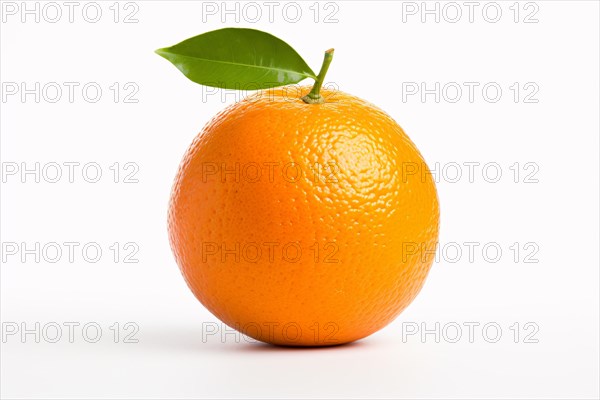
[302,48,334,104]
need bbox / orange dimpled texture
[168,86,440,346]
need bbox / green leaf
[156,28,317,90]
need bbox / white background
[1,1,599,398]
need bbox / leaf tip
[154,48,169,58]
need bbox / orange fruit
[168,86,439,346]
